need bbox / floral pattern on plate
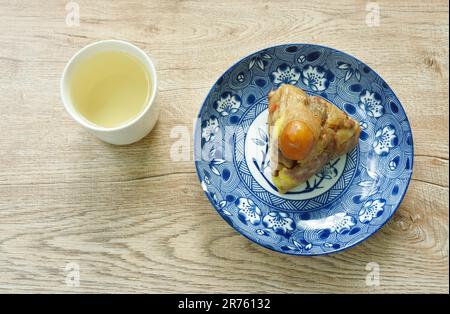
[195,44,413,255]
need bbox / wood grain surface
[0,0,448,293]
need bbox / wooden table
[0,0,448,294]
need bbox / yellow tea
[69,51,150,128]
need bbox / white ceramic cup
[60,40,159,145]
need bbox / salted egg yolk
[279,120,315,160]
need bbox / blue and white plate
[194,44,413,255]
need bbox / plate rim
[193,43,415,256]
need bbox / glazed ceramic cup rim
[60,39,158,132]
